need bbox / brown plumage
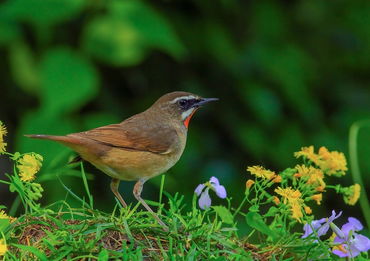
[26,91,218,231]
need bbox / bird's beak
[193,98,219,108]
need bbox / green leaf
[264,207,279,217]
[0,0,85,26]
[13,244,48,261]
[98,249,109,261]
[246,212,276,239]
[82,0,185,66]
[0,219,10,233]
[248,205,259,212]
[9,42,40,94]
[82,16,145,66]
[0,18,20,45]
[109,0,185,59]
[40,47,99,115]
[213,206,234,224]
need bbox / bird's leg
[110,178,127,208]
[133,178,169,232]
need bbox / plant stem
[233,196,247,218]
[348,120,370,229]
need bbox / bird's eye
[178,99,188,108]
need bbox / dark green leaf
[246,212,276,239]
[0,0,85,26]
[213,206,233,224]
[40,47,99,115]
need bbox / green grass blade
[12,244,48,261]
[80,162,94,209]
[349,120,370,229]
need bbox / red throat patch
[183,109,198,128]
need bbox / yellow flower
[246,179,255,189]
[0,210,8,219]
[273,196,280,205]
[275,187,302,202]
[304,206,312,215]
[295,146,348,176]
[0,210,16,223]
[290,201,303,221]
[0,121,7,153]
[17,153,43,182]
[0,239,7,256]
[294,146,320,165]
[272,175,282,183]
[247,165,276,180]
[311,193,323,205]
[275,187,304,222]
[295,165,326,189]
[317,147,347,176]
[343,184,361,205]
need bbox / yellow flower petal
[247,165,276,180]
[0,121,7,153]
[290,200,303,222]
[317,147,347,176]
[0,122,7,137]
[0,239,7,256]
[275,187,303,222]
[17,153,43,182]
[295,165,326,189]
[0,210,16,223]
[294,146,320,165]
[311,193,323,205]
[343,184,361,206]
[304,206,312,215]
[272,175,282,183]
[273,196,280,205]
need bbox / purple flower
[302,210,342,239]
[332,217,370,258]
[194,176,227,209]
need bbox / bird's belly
[93,148,182,181]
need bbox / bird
[26,91,218,231]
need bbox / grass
[2,168,310,260]
[1,119,370,260]
[4,181,259,260]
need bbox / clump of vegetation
[0,121,369,260]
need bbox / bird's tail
[24,134,81,145]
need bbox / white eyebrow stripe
[170,95,196,104]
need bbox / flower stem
[233,196,248,218]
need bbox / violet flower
[194,176,227,209]
[332,217,370,258]
[302,210,342,238]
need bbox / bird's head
[151,91,218,128]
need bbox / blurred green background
[1,0,370,227]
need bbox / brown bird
[26,91,218,231]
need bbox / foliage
[1,122,369,260]
[0,0,370,221]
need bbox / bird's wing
[70,123,178,154]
